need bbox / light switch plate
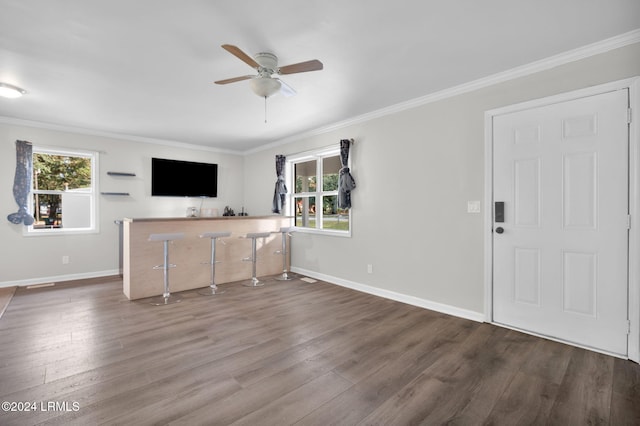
[467,201,481,213]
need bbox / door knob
[495,227,504,234]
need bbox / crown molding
[0,116,243,155]
[2,29,638,157]
[245,28,640,155]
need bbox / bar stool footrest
[153,263,177,270]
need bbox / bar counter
[123,215,293,300]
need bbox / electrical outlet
[62,255,70,264]
[367,264,373,274]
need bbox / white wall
[0,124,244,286]
[243,42,640,317]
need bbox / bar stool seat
[148,232,185,305]
[274,227,296,281]
[242,232,272,287]
[198,231,231,296]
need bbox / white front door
[492,89,629,356]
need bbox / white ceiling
[0,1,639,153]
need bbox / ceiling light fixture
[249,77,281,98]
[0,82,26,99]
[250,77,282,124]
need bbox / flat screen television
[151,157,218,197]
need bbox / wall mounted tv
[151,157,218,197]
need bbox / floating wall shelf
[104,172,135,195]
[107,171,136,177]
[101,192,130,196]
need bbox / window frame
[286,146,351,237]
[26,145,99,236]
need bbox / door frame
[484,77,640,362]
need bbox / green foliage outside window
[32,152,92,228]
[33,153,91,190]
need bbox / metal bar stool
[148,232,185,305]
[198,231,231,296]
[241,232,272,287]
[274,227,296,281]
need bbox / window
[287,147,350,235]
[29,146,98,234]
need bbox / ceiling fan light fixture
[250,77,281,98]
[0,82,26,98]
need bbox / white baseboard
[291,267,485,323]
[0,269,120,289]
[3,267,485,323]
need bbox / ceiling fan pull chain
[264,96,268,123]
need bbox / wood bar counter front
[123,216,292,300]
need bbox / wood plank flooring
[0,276,638,425]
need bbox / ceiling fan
[214,44,323,98]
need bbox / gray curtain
[272,154,287,213]
[338,139,356,209]
[7,140,35,225]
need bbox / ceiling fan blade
[278,59,323,75]
[221,44,259,69]
[276,79,297,97]
[214,75,254,85]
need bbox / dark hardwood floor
[0,276,638,425]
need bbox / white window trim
[25,145,99,236]
[286,146,352,237]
